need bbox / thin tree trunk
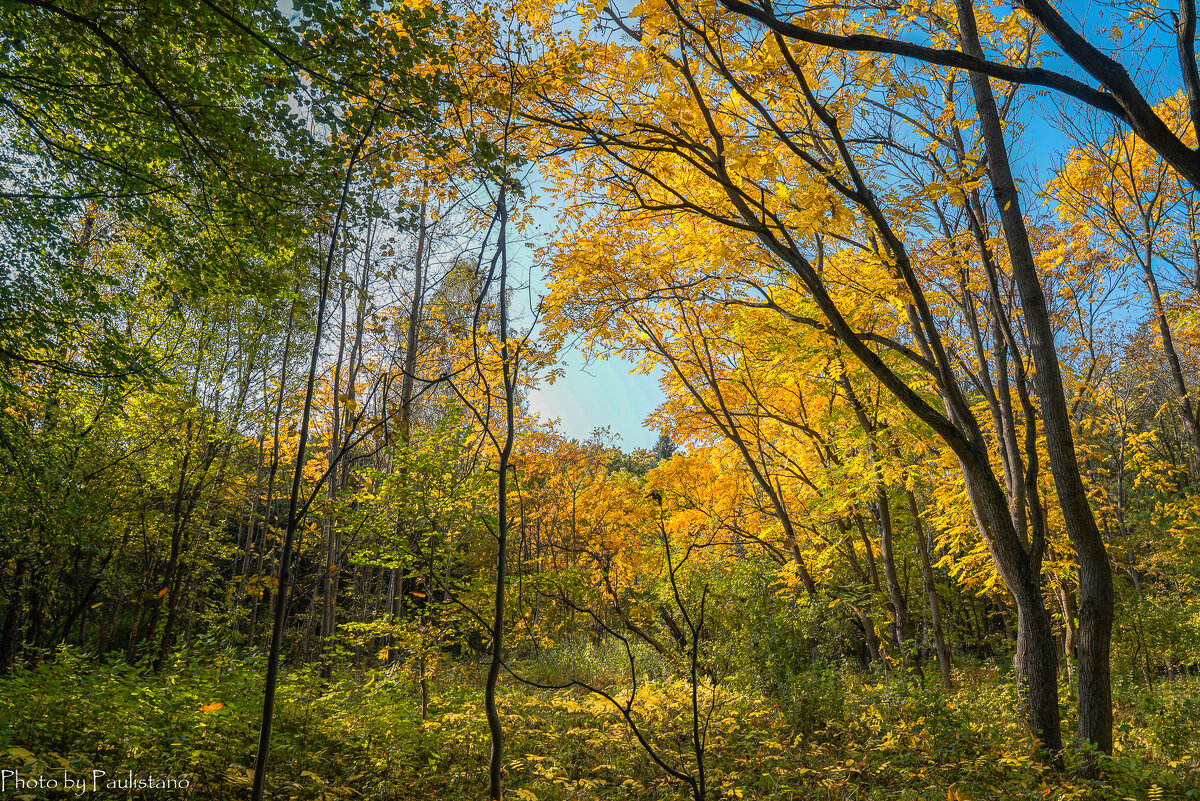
[1139,245,1200,460]
[319,277,348,677]
[252,109,377,801]
[486,185,516,801]
[250,296,299,648]
[385,191,431,665]
[908,491,952,687]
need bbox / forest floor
[0,645,1196,800]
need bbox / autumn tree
[517,0,1140,759]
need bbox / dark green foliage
[0,0,452,376]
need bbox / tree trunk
[908,492,952,686]
[320,278,348,677]
[390,192,429,662]
[486,186,516,801]
[252,111,376,801]
[1139,251,1200,461]
[955,0,1112,761]
[0,561,26,674]
[1053,577,1078,677]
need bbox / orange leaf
[200,702,224,713]
[157,587,169,600]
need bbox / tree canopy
[1,0,1199,798]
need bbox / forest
[1,0,1199,798]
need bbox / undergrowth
[0,645,1195,800]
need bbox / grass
[0,644,1195,800]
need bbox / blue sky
[515,188,666,450]
[526,354,665,450]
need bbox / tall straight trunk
[151,351,207,672]
[399,193,428,449]
[908,491,952,687]
[385,565,398,643]
[252,110,376,801]
[252,244,334,798]
[390,192,429,661]
[319,278,348,676]
[955,0,1113,760]
[398,197,429,537]
[875,491,915,656]
[325,242,370,666]
[486,185,516,801]
[237,432,265,600]
[249,297,298,647]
